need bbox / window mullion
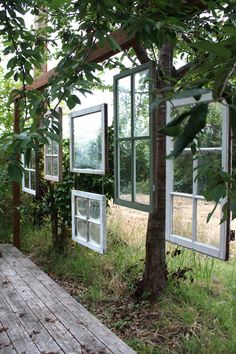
[131,74,135,203]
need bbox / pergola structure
[12,28,149,248]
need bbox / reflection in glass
[197,151,221,196]
[117,76,131,138]
[46,144,52,155]
[197,103,222,147]
[135,139,150,204]
[46,156,51,175]
[31,172,36,190]
[119,141,132,201]
[53,157,58,176]
[173,152,193,194]
[52,142,59,155]
[89,223,100,245]
[73,112,102,171]
[89,200,100,221]
[197,200,221,247]
[25,171,30,188]
[30,153,36,169]
[172,196,192,239]
[77,219,87,240]
[134,69,149,137]
[77,197,87,218]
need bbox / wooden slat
[0,259,82,353]
[2,244,136,354]
[27,28,136,91]
[1,245,136,353]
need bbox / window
[44,108,63,182]
[22,152,36,196]
[70,104,108,175]
[114,62,156,212]
[166,93,230,260]
[71,190,107,254]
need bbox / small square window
[44,108,63,182]
[71,190,106,254]
[70,104,108,175]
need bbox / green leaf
[193,41,231,58]
[106,35,122,52]
[8,163,22,182]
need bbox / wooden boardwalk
[0,244,136,354]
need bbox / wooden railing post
[13,98,21,249]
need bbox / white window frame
[70,104,108,175]
[166,93,230,260]
[44,108,63,182]
[71,190,107,254]
[22,153,36,196]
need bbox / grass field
[3,204,234,354]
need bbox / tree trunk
[143,43,173,296]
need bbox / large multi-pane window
[166,93,230,260]
[114,62,155,212]
[22,152,36,196]
[71,190,106,254]
[70,104,108,175]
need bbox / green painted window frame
[114,61,156,212]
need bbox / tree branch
[133,42,150,64]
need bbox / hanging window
[70,104,108,175]
[71,190,107,254]
[22,152,36,196]
[166,93,230,260]
[44,108,63,182]
[114,62,156,212]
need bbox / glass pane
[173,151,193,194]
[24,171,30,189]
[196,151,221,196]
[76,197,87,218]
[197,200,221,247]
[77,218,87,240]
[30,153,36,169]
[119,141,132,201]
[197,102,222,147]
[117,76,131,138]
[52,141,59,155]
[31,171,36,191]
[89,200,100,221]
[46,143,52,155]
[89,222,100,245]
[135,139,150,205]
[172,196,192,239]
[52,157,58,177]
[46,156,52,175]
[134,69,149,137]
[73,112,102,171]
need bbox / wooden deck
[0,244,136,354]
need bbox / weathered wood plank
[2,245,136,354]
[0,269,62,353]
[0,323,16,354]
[0,258,83,353]
[0,292,40,354]
[1,247,114,354]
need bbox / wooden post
[13,98,21,249]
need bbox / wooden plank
[0,270,62,353]
[27,28,136,91]
[0,259,83,353]
[0,293,40,354]
[0,322,16,354]
[1,247,113,354]
[3,245,137,354]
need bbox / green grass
[1,218,236,353]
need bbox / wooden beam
[13,98,21,249]
[27,28,136,91]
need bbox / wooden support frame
[12,28,136,248]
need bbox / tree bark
[143,43,173,296]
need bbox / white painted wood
[71,189,107,254]
[166,94,230,260]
